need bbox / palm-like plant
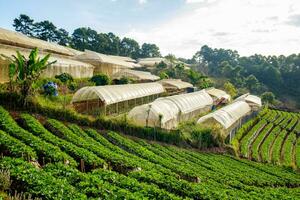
[2,48,55,105]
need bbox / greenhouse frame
[112,69,160,82]
[128,90,213,129]
[72,82,165,115]
[197,101,252,140]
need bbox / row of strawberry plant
[0,130,37,160]
[260,126,281,162]
[0,107,76,166]
[0,157,86,200]
[271,130,288,164]
[251,123,273,161]
[45,119,142,172]
[281,131,297,167]
[296,137,300,168]
[19,114,106,169]
[240,119,267,157]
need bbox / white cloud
[138,0,147,4]
[125,0,300,58]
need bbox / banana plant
[2,48,56,105]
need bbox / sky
[1,0,300,58]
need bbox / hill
[0,106,300,199]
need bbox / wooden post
[80,159,85,172]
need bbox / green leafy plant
[90,74,111,86]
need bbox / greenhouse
[112,69,160,82]
[159,79,193,94]
[0,28,76,56]
[205,87,231,104]
[197,101,252,140]
[128,90,213,129]
[138,57,170,68]
[0,44,94,82]
[75,50,137,76]
[72,82,165,115]
[234,93,262,111]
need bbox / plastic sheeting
[112,69,160,81]
[128,90,213,129]
[234,93,262,109]
[0,44,94,79]
[206,88,231,102]
[138,57,169,67]
[75,50,137,69]
[72,82,165,105]
[197,101,251,129]
[159,79,193,90]
[0,28,76,56]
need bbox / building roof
[205,88,231,100]
[197,101,251,129]
[72,82,165,105]
[75,50,136,69]
[112,69,160,81]
[0,28,76,56]
[109,55,136,63]
[159,79,193,89]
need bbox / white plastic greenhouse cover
[0,44,94,79]
[206,88,231,101]
[138,57,170,67]
[159,79,193,89]
[162,90,213,114]
[234,93,262,107]
[72,82,165,105]
[197,101,251,129]
[128,90,213,129]
[75,50,136,69]
[112,69,160,81]
[128,98,180,129]
[0,28,76,56]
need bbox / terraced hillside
[0,106,300,199]
[233,108,300,169]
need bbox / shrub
[90,74,111,86]
[55,73,73,83]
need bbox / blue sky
[1,0,300,58]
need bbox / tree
[34,20,58,42]
[120,37,140,58]
[156,61,167,69]
[90,74,111,86]
[140,43,161,58]
[224,81,237,98]
[245,74,260,93]
[3,48,55,105]
[55,28,70,46]
[13,14,35,36]
[261,92,275,104]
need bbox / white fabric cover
[138,57,170,67]
[112,69,160,81]
[234,93,262,108]
[72,82,165,105]
[0,44,94,79]
[128,90,213,129]
[197,101,251,129]
[159,79,193,89]
[75,50,136,69]
[0,28,76,56]
[206,88,231,101]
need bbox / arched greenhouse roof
[72,82,165,105]
[197,101,251,129]
[112,69,160,81]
